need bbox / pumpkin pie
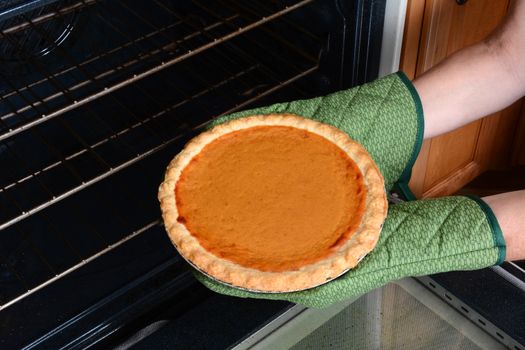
[158,114,387,292]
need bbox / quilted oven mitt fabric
[211,71,424,198]
[190,72,505,308]
[195,196,505,308]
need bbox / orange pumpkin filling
[175,125,366,272]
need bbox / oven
[0,1,523,349]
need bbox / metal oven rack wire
[0,0,322,314]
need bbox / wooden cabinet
[513,108,525,165]
[400,0,525,198]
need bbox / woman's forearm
[413,1,525,139]
[483,190,525,261]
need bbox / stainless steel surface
[378,0,407,77]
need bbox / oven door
[231,279,508,350]
[226,270,525,350]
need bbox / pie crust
[158,114,387,292]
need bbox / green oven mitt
[189,72,504,308]
[211,71,424,198]
[195,196,506,308]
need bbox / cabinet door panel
[424,121,481,188]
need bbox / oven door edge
[378,0,407,77]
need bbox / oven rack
[0,0,321,311]
[0,0,315,140]
[0,0,320,230]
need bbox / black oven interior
[0,0,386,348]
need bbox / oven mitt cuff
[211,71,424,196]
[194,196,506,308]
